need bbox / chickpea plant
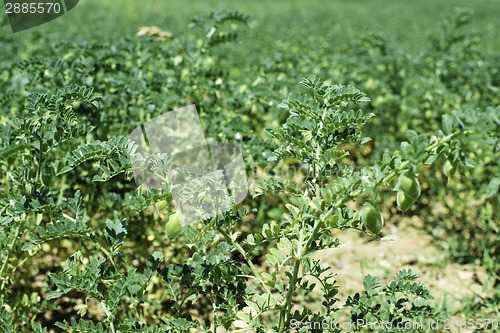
[232,76,447,331]
[0,86,171,333]
[243,77,499,332]
[0,75,497,332]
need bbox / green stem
[278,195,349,332]
[62,212,77,223]
[100,301,116,333]
[278,259,300,332]
[95,241,146,326]
[298,218,323,260]
[382,160,410,185]
[177,285,194,313]
[0,216,24,292]
[57,174,67,204]
[34,118,47,192]
[425,131,462,152]
[381,131,463,185]
[217,226,274,300]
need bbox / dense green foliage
[1,0,499,332]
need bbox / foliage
[0,2,499,332]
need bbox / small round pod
[398,172,421,200]
[443,159,458,178]
[361,202,384,235]
[156,200,169,211]
[166,212,183,240]
[41,168,52,187]
[397,190,416,212]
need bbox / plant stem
[57,174,67,204]
[177,285,194,312]
[100,301,116,333]
[425,132,459,152]
[278,195,349,332]
[62,212,77,223]
[382,161,410,185]
[381,131,464,185]
[216,226,275,300]
[95,240,147,326]
[34,117,47,192]
[278,259,300,332]
[0,216,24,292]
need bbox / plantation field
[1,0,499,332]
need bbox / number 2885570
[5,2,62,14]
